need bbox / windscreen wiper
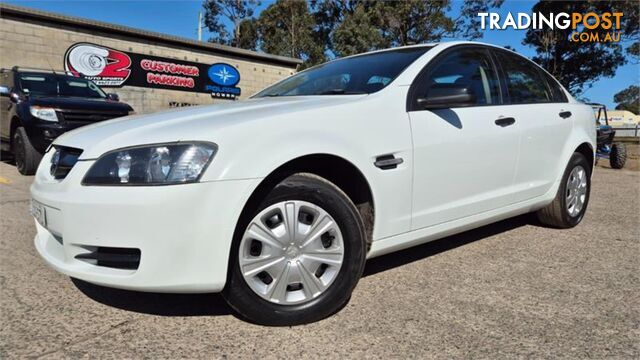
[318,89,367,95]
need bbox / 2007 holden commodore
[31,42,596,325]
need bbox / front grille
[75,246,141,270]
[56,109,128,124]
[50,146,82,180]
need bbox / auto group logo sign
[206,63,241,99]
[64,43,132,86]
[64,43,242,99]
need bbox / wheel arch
[575,142,594,173]
[234,153,375,252]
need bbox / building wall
[0,17,296,114]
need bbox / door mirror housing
[0,86,9,97]
[417,85,476,110]
[106,93,119,101]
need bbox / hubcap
[239,200,344,305]
[566,165,587,217]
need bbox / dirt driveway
[1,159,638,358]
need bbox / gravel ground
[0,158,638,359]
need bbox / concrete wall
[0,17,296,114]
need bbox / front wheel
[223,174,367,325]
[536,152,591,228]
[13,127,42,175]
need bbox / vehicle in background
[591,103,627,169]
[0,67,134,175]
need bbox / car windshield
[18,72,107,99]
[254,46,433,97]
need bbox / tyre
[223,173,367,325]
[13,127,42,175]
[609,142,627,169]
[536,152,591,228]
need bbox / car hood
[30,96,133,112]
[54,95,366,159]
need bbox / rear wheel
[609,142,627,169]
[223,174,366,325]
[536,152,591,228]
[13,127,42,175]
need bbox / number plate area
[30,199,47,228]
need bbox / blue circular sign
[207,63,240,87]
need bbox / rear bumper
[31,151,261,292]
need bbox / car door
[492,50,574,202]
[408,46,521,230]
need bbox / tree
[236,18,259,50]
[522,1,637,96]
[202,0,260,48]
[614,85,640,114]
[373,0,503,47]
[332,4,386,57]
[257,0,326,68]
[312,0,502,56]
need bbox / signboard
[64,43,241,99]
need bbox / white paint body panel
[32,42,596,292]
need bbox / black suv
[0,67,133,175]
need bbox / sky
[2,0,638,109]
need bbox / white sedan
[31,41,596,325]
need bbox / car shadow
[363,214,532,277]
[71,214,534,318]
[71,278,232,317]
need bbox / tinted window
[496,52,552,104]
[18,73,106,98]
[254,47,432,97]
[540,70,568,102]
[421,48,501,106]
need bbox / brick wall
[0,17,296,114]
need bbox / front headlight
[30,106,59,122]
[82,142,217,185]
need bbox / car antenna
[43,55,57,75]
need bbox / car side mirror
[417,85,476,110]
[106,93,119,101]
[0,86,9,97]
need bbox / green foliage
[628,42,640,61]
[522,1,637,96]
[313,0,502,55]
[333,4,386,57]
[237,18,259,50]
[203,0,503,68]
[203,0,260,47]
[258,0,326,68]
[614,85,640,114]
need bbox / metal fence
[612,124,640,138]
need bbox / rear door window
[495,51,552,104]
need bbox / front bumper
[31,149,261,293]
[26,121,96,153]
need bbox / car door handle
[494,117,516,127]
[559,111,572,119]
[374,154,403,170]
